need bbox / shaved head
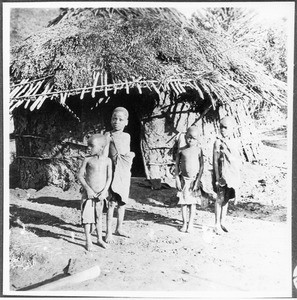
[220,116,235,128]
[220,116,236,138]
[186,126,199,135]
[112,107,129,119]
[88,134,107,146]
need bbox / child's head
[111,107,129,131]
[185,126,199,147]
[220,116,235,138]
[87,134,107,156]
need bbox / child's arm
[193,148,204,191]
[77,158,96,199]
[123,133,131,154]
[175,152,182,191]
[103,132,111,157]
[213,140,220,187]
[127,133,131,148]
[98,158,112,200]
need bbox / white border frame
[3,2,295,298]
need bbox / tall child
[78,134,112,251]
[175,126,204,233]
[213,116,242,234]
[104,107,134,243]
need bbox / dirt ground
[7,137,291,297]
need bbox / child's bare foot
[187,224,194,233]
[214,225,225,235]
[221,225,228,232]
[105,234,114,244]
[179,224,187,233]
[85,242,96,252]
[97,239,109,249]
[115,230,131,238]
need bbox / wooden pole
[140,139,150,179]
[190,103,213,127]
[29,265,101,291]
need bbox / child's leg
[221,188,233,232]
[95,201,108,248]
[221,201,229,232]
[180,205,187,232]
[115,204,131,238]
[187,204,196,233]
[106,201,116,243]
[84,224,93,251]
[215,200,221,225]
[215,187,225,234]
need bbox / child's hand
[189,180,196,191]
[175,177,182,191]
[87,189,96,199]
[98,189,108,201]
[218,177,226,186]
[195,180,202,190]
[191,180,201,192]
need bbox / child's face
[220,123,233,138]
[88,139,105,156]
[185,130,199,147]
[111,111,128,131]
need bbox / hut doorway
[125,106,145,177]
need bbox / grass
[10,227,48,271]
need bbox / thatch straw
[10,7,287,113]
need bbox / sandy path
[8,143,291,296]
[9,180,290,296]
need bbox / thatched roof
[10,7,287,115]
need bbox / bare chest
[179,148,201,177]
[86,157,107,172]
[180,148,200,163]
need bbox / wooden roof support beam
[125,78,129,94]
[11,75,52,88]
[92,72,100,98]
[136,83,142,94]
[104,71,108,96]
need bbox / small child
[104,107,134,243]
[175,126,204,233]
[213,116,241,234]
[78,134,112,251]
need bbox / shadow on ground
[28,197,81,209]
[125,207,181,229]
[10,205,67,227]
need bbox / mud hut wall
[12,100,108,190]
[13,113,75,189]
[12,89,158,190]
[219,101,260,161]
[12,94,260,190]
[140,101,220,188]
[140,99,260,191]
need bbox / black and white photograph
[2,1,295,298]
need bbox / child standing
[213,116,242,234]
[175,126,204,233]
[78,134,112,251]
[104,107,134,243]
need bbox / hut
[9,8,287,190]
